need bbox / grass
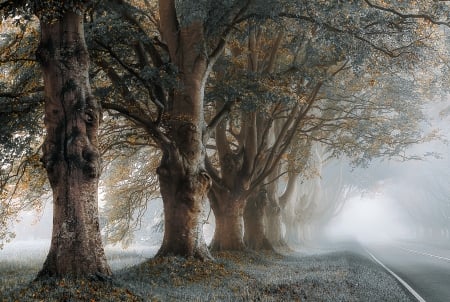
[2,278,144,302]
[0,243,155,302]
[0,260,39,294]
[0,243,415,302]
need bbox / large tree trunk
[207,102,252,252]
[244,190,273,250]
[209,189,246,251]
[155,12,212,258]
[156,143,212,259]
[36,11,110,278]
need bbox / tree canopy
[1,0,449,253]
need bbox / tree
[2,0,449,258]
[84,0,280,259]
[78,0,450,255]
[204,19,329,251]
[1,1,111,278]
[281,148,358,245]
[0,16,45,248]
[205,0,450,251]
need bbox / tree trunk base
[245,237,274,251]
[155,244,213,261]
[271,240,292,252]
[36,244,112,280]
[209,210,246,252]
[157,145,213,260]
[209,239,246,252]
[243,191,274,251]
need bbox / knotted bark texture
[36,11,110,279]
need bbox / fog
[325,193,411,244]
[325,98,450,246]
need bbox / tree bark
[156,144,211,259]
[155,12,212,258]
[244,190,273,250]
[36,11,111,278]
[209,189,246,251]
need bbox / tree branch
[102,102,170,148]
[94,40,166,115]
[252,82,323,189]
[279,12,411,57]
[241,111,257,189]
[364,0,450,28]
[203,99,235,143]
[264,30,284,74]
[158,0,179,63]
[205,155,229,192]
[207,0,253,69]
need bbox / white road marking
[398,247,450,263]
[365,249,427,302]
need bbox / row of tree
[1,0,449,279]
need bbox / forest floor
[0,241,415,301]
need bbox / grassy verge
[1,248,414,301]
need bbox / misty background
[4,97,450,253]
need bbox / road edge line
[365,249,426,302]
[398,246,450,263]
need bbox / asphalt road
[367,241,450,302]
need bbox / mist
[324,98,450,247]
[325,193,411,244]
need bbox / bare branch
[95,40,166,114]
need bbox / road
[367,241,450,302]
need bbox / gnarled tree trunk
[156,139,212,259]
[36,11,110,278]
[155,7,212,258]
